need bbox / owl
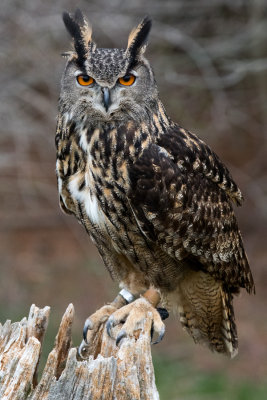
[56,10,254,358]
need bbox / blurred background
[1,0,267,398]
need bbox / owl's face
[60,11,158,125]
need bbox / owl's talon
[82,304,117,345]
[150,322,154,341]
[83,319,93,343]
[106,315,115,338]
[151,325,165,345]
[78,340,89,359]
[157,307,169,321]
[116,329,127,346]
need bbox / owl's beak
[102,87,111,112]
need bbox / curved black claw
[116,329,127,346]
[106,315,115,338]
[78,341,89,360]
[83,319,93,343]
[157,307,169,321]
[151,325,165,345]
[150,323,154,342]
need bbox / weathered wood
[0,304,160,399]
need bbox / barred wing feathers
[128,124,254,294]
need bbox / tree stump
[0,304,160,399]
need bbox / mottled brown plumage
[56,10,254,358]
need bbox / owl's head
[60,10,159,125]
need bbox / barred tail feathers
[170,270,238,358]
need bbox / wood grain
[0,304,159,400]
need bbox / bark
[0,304,159,400]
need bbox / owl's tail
[171,270,238,358]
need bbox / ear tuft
[62,9,93,67]
[74,8,86,26]
[126,16,152,65]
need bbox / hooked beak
[102,87,111,112]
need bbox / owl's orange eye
[118,74,136,86]
[77,75,94,86]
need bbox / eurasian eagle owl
[56,10,254,358]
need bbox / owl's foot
[106,296,166,345]
[78,289,135,359]
[83,304,118,342]
[78,304,117,359]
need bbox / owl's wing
[128,124,254,293]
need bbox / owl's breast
[55,119,147,249]
[56,159,108,232]
[68,172,106,227]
